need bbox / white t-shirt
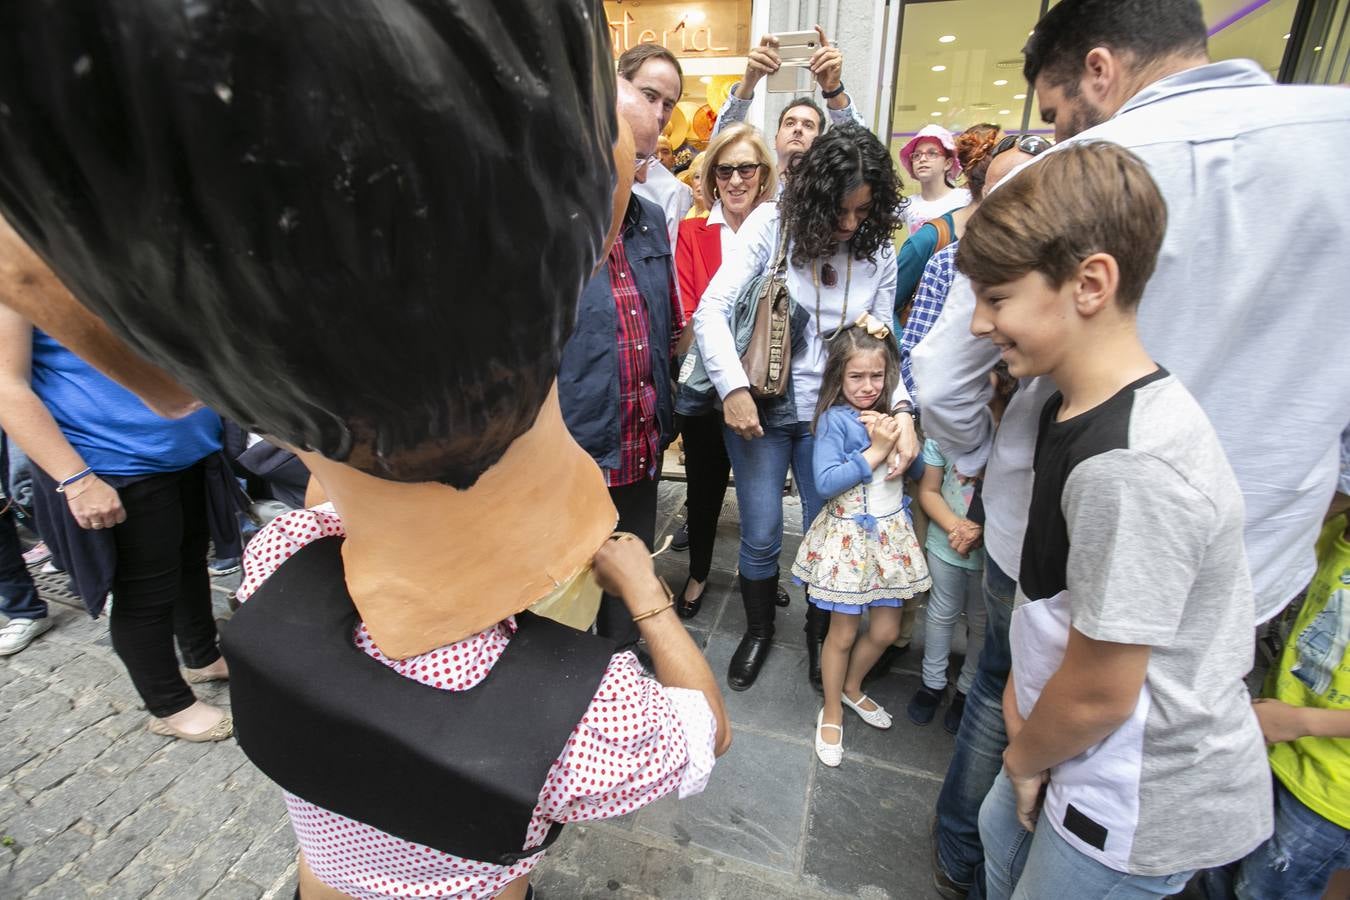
[903,188,970,234]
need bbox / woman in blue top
[0,307,240,741]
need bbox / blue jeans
[4,434,33,513]
[934,555,1016,895]
[978,772,1194,899]
[722,421,823,579]
[0,440,43,620]
[920,553,986,693]
[1200,779,1350,900]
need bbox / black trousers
[595,476,658,648]
[679,411,731,583]
[108,465,221,717]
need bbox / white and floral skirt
[792,472,932,609]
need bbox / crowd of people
[0,0,1347,898]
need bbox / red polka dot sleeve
[234,506,717,899]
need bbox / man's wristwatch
[821,82,846,100]
[891,400,915,418]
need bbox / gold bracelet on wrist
[632,601,674,623]
[631,577,675,623]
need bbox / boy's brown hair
[956,141,1168,308]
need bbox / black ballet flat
[676,576,704,620]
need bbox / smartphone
[767,30,820,93]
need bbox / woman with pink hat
[899,125,971,234]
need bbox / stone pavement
[1,482,974,898]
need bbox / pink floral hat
[899,124,961,178]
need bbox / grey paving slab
[803,762,943,900]
[839,670,961,780]
[701,632,819,736]
[633,727,813,876]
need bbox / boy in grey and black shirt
[955,142,1270,898]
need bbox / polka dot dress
[236,506,718,898]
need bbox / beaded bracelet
[55,467,94,494]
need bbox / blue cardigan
[812,405,927,500]
[812,407,876,499]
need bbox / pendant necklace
[813,252,853,339]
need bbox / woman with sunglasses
[672,125,777,622]
[693,124,916,692]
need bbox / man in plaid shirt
[900,245,957,413]
[559,81,685,648]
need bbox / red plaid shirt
[605,233,684,487]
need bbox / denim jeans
[979,772,1194,899]
[934,555,1016,896]
[920,553,986,693]
[6,437,33,513]
[722,421,823,579]
[0,440,43,620]
[1200,779,1350,900]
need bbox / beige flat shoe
[147,712,234,742]
[182,665,229,684]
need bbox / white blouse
[693,201,907,423]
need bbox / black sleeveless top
[220,536,616,864]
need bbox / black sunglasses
[713,162,765,181]
[993,134,1052,158]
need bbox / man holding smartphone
[713,25,865,173]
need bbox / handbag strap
[769,220,790,277]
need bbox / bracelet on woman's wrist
[55,466,95,494]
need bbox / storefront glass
[888,0,1303,168]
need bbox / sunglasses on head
[993,134,1053,158]
[713,162,764,181]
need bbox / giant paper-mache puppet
[0,2,729,897]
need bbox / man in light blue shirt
[913,1,1350,895]
[713,26,865,175]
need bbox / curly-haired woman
[693,124,918,692]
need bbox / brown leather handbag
[738,228,793,399]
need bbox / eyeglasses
[713,163,764,181]
[909,149,946,161]
[993,134,1053,158]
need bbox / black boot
[804,600,830,692]
[728,574,777,691]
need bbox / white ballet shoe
[815,708,843,767]
[842,692,893,729]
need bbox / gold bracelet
[631,576,675,622]
[64,480,96,502]
[632,601,674,623]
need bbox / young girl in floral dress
[793,315,931,766]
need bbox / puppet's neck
[298,386,616,659]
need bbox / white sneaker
[0,617,54,656]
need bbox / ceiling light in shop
[994,79,1008,86]
[931,65,946,72]
[1013,93,1027,100]
[699,76,712,84]
[931,112,942,117]
[937,96,950,102]
[999,109,1011,115]
[939,35,956,43]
